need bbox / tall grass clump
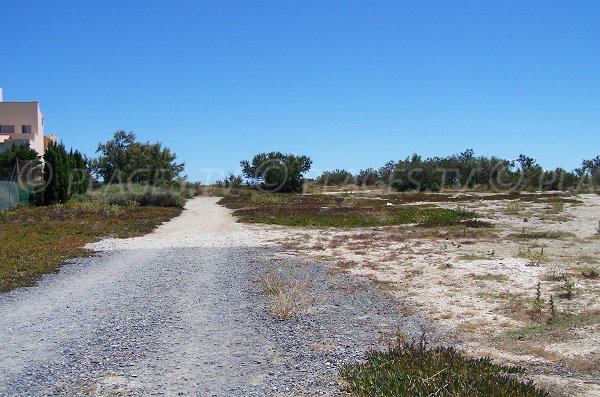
[85,184,186,208]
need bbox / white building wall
[0,101,45,156]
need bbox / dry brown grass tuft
[260,269,310,319]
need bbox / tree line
[0,130,186,205]
[314,149,600,192]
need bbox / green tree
[516,154,543,190]
[92,131,185,186]
[356,168,380,186]
[0,143,42,181]
[43,142,89,204]
[241,152,312,193]
[316,169,355,186]
[43,142,68,204]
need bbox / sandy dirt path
[0,197,417,396]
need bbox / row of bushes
[315,150,600,192]
[80,183,195,208]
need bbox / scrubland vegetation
[218,190,476,227]
[0,202,180,292]
[314,150,600,192]
[246,190,600,396]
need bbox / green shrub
[316,169,355,186]
[341,341,548,396]
[85,184,186,208]
[43,142,89,204]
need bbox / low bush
[85,184,186,208]
[341,339,548,396]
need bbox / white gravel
[86,197,277,251]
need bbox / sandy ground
[87,196,282,251]
[259,193,600,397]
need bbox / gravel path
[0,198,432,396]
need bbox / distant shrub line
[314,149,600,192]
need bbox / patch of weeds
[341,332,548,397]
[507,312,600,340]
[471,273,509,282]
[505,201,522,215]
[540,267,566,282]
[549,200,564,213]
[577,255,599,264]
[533,196,583,206]
[221,191,476,228]
[374,281,400,292]
[558,278,576,300]
[510,230,575,240]
[458,251,495,261]
[518,247,548,266]
[327,260,357,275]
[580,266,599,279]
[459,219,493,228]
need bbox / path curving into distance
[0,197,427,396]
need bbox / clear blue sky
[1,1,599,182]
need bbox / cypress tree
[43,142,90,204]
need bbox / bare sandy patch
[263,193,600,397]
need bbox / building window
[22,125,32,134]
[0,125,15,134]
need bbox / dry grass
[260,268,310,318]
[310,343,338,351]
[327,260,358,275]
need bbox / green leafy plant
[505,201,521,215]
[340,334,548,396]
[519,247,548,266]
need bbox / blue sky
[1,1,599,182]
